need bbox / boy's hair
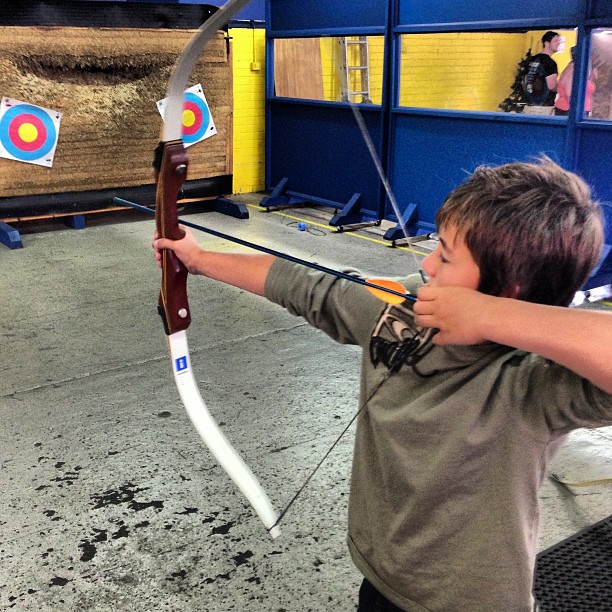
[542,31,559,45]
[436,158,604,307]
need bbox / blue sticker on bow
[175,356,188,373]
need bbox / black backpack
[522,57,549,105]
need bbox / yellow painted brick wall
[368,36,384,104]
[320,37,339,100]
[400,32,524,110]
[230,27,266,193]
[399,30,576,111]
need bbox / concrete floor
[1,194,611,611]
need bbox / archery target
[157,84,217,148]
[0,98,62,167]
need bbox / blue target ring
[0,103,57,161]
[182,92,211,145]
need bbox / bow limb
[165,332,281,539]
[155,0,280,539]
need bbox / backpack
[522,57,549,105]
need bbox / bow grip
[156,140,192,335]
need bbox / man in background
[524,31,562,111]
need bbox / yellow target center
[18,123,38,143]
[182,109,196,128]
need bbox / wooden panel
[274,38,324,100]
[0,27,232,198]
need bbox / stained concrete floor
[1,194,611,611]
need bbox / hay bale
[0,26,232,197]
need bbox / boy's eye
[440,253,450,264]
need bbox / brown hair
[542,31,560,45]
[436,158,604,306]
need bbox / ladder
[338,36,372,103]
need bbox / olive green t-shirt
[265,259,612,611]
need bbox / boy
[153,159,612,611]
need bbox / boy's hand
[153,229,275,296]
[414,286,493,346]
[153,228,204,274]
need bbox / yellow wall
[399,30,577,111]
[320,38,339,100]
[230,27,266,193]
[400,32,524,110]
[369,36,385,104]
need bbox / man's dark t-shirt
[524,53,558,106]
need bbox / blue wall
[266,0,611,221]
[398,0,580,25]
[265,0,612,287]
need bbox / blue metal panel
[575,126,612,207]
[389,114,568,229]
[232,0,265,22]
[398,0,579,26]
[267,101,385,218]
[267,0,387,32]
[264,0,610,254]
[590,0,612,20]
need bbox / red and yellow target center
[18,122,39,143]
[182,109,196,128]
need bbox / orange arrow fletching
[366,278,409,304]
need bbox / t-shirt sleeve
[543,55,558,76]
[509,353,612,432]
[264,258,420,348]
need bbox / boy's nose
[421,252,435,278]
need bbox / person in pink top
[555,46,596,116]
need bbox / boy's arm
[154,229,382,347]
[153,229,275,296]
[414,286,612,394]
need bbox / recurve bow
[154,0,280,539]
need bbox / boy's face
[421,225,480,290]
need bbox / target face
[157,84,217,148]
[0,98,62,167]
